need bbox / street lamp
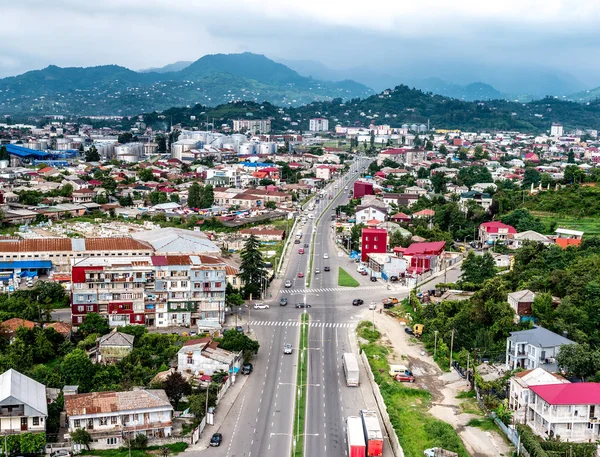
[434,330,439,358]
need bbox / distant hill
[0,53,373,116]
[410,77,507,101]
[138,61,192,73]
[568,86,600,103]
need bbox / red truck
[347,416,366,457]
[360,410,384,457]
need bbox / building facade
[232,119,271,134]
[361,228,387,262]
[506,326,574,371]
[309,118,329,132]
[0,369,47,435]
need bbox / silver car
[285,280,292,288]
[283,344,293,354]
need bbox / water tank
[239,143,256,155]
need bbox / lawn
[338,267,360,287]
[533,212,600,235]
[361,331,470,457]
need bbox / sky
[2,0,600,94]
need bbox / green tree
[457,165,493,188]
[522,168,541,189]
[199,184,214,209]
[138,168,154,182]
[19,432,46,454]
[187,182,201,209]
[60,183,74,198]
[461,251,496,284]
[61,349,96,392]
[219,329,260,356]
[156,135,167,153]
[71,428,92,450]
[567,151,575,163]
[118,132,134,144]
[500,209,545,233]
[532,292,554,328]
[0,145,10,161]
[85,146,100,162]
[564,165,584,184]
[265,200,277,210]
[239,235,267,298]
[431,172,447,194]
[77,312,110,337]
[438,144,448,155]
[425,140,433,151]
[170,193,180,203]
[163,371,191,409]
[556,343,600,380]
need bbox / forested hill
[132,85,600,133]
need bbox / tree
[461,251,496,284]
[199,184,214,209]
[265,200,277,210]
[239,235,267,298]
[567,151,575,163]
[71,428,92,450]
[77,312,110,337]
[425,140,433,151]
[457,165,493,188]
[163,371,191,409]
[138,168,154,182]
[431,172,447,194]
[438,144,448,155]
[556,343,600,380]
[85,146,100,162]
[219,329,260,356]
[170,193,180,203]
[500,209,545,233]
[473,144,489,160]
[0,145,10,161]
[118,132,134,144]
[521,168,541,189]
[564,165,584,184]
[532,292,554,328]
[156,135,167,153]
[60,183,73,198]
[61,349,96,392]
[187,182,201,209]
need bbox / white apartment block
[232,119,271,134]
[309,118,329,132]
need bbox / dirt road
[371,311,513,457]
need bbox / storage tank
[239,143,257,155]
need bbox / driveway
[371,311,513,457]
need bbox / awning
[0,260,52,269]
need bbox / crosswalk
[280,285,383,295]
[249,320,354,328]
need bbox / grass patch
[292,313,309,457]
[338,267,360,287]
[361,328,470,457]
[80,442,188,457]
[534,212,600,235]
[357,321,381,342]
[458,398,483,415]
[467,417,497,431]
[456,390,476,399]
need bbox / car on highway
[298,248,304,254]
[304,243,309,248]
[323,253,329,259]
[315,268,320,274]
[253,303,269,310]
[295,303,311,308]
[369,302,377,310]
[352,299,364,306]
[370,276,377,282]
[324,266,330,272]
[283,343,293,354]
[285,280,292,288]
[279,297,288,306]
[298,272,304,278]
[241,363,253,374]
[210,433,223,447]
[294,239,300,244]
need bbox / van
[389,364,411,377]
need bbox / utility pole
[449,328,455,371]
[434,330,438,358]
[466,352,470,385]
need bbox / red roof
[404,241,446,256]
[361,228,386,236]
[413,209,435,217]
[366,219,381,226]
[530,383,600,405]
[390,212,411,220]
[480,222,516,234]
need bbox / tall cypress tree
[239,234,267,299]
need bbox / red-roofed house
[479,222,516,245]
[523,152,540,163]
[412,209,435,218]
[361,228,387,262]
[403,241,446,274]
[390,212,411,223]
[527,383,600,441]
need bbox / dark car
[241,363,253,375]
[324,266,330,272]
[370,276,377,282]
[295,303,312,308]
[389,276,399,282]
[352,299,364,306]
[279,297,288,306]
[210,433,223,447]
[235,326,244,333]
[294,239,301,244]
[404,327,414,335]
[304,243,309,248]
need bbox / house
[471,182,497,193]
[412,209,435,218]
[405,186,428,197]
[315,165,332,180]
[0,369,47,435]
[403,241,446,275]
[508,368,569,424]
[389,212,411,223]
[365,253,407,279]
[177,338,242,376]
[526,383,600,442]
[96,331,135,364]
[506,326,574,371]
[0,318,38,339]
[510,231,552,249]
[239,228,285,242]
[44,322,72,339]
[353,181,373,198]
[460,191,492,212]
[355,205,387,224]
[361,228,387,262]
[479,221,516,245]
[72,188,96,204]
[507,290,536,319]
[554,228,583,249]
[64,389,173,449]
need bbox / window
[78,306,84,312]
[215,282,222,288]
[187,353,193,364]
[180,281,188,288]
[588,422,594,429]
[374,236,378,241]
[99,417,108,426]
[87,419,94,429]
[32,417,39,426]
[365,236,369,241]
[74,419,81,428]
[365,244,369,249]
[111,416,118,425]
[107,437,118,445]
[374,245,378,250]
[87,305,94,312]
[567,423,572,430]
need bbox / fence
[360,351,405,457]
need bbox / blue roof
[0,260,52,269]
[4,144,50,159]
[239,162,270,168]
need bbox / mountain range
[0,53,373,116]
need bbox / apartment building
[232,119,271,134]
[309,118,329,132]
[71,254,226,329]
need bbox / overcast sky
[2,0,600,92]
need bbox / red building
[354,181,373,199]
[361,228,387,262]
[403,241,446,274]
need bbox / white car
[369,302,377,310]
[283,344,293,354]
[323,253,329,259]
[253,303,269,310]
[285,280,292,288]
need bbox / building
[365,253,407,280]
[96,331,135,364]
[510,231,552,249]
[526,383,600,442]
[507,289,536,319]
[0,369,47,435]
[130,228,221,256]
[72,188,96,204]
[508,368,569,424]
[460,191,492,212]
[115,143,144,162]
[64,389,173,449]
[315,165,332,180]
[506,326,574,371]
[0,318,38,339]
[554,228,584,249]
[71,254,227,330]
[403,241,446,275]
[360,228,387,262]
[353,181,373,199]
[177,338,242,376]
[309,118,329,132]
[232,119,271,134]
[355,205,387,224]
[479,222,517,245]
[551,123,564,137]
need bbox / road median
[292,312,309,457]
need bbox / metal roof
[0,369,48,417]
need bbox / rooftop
[530,383,600,405]
[508,326,574,347]
[65,389,172,416]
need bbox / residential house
[506,326,574,371]
[72,188,96,204]
[0,369,47,435]
[315,165,332,180]
[382,193,418,209]
[44,322,72,339]
[554,228,583,249]
[508,368,569,424]
[355,205,387,224]
[405,186,428,197]
[361,228,387,262]
[239,228,285,242]
[0,318,38,340]
[508,290,536,320]
[177,338,242,376]
[526,383,600,442]
[365,253,407,279]
[389,212,411,223]
[479,222,516,245]
[353,181,373,198]
[96,331,135,364]
[510,231,552,249]
[471,182,497,193]
[64,389,173,449]
[412,209,435,218]
[403,241,446,275]
[460,191,492,212]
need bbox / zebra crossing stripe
[248,320,353,328]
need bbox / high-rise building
[550,123,564,137]
[309,118,329,132]
[232,119,271,134]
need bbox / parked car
[389,276,399,282]
[352,299,364,306]
[298,248,305,254]
[404,326,414,335]
[323,253,329,259]
[235,326,244,333]
[370,276,377,282]
[241,363,253,375]
[324,266,330,272]
[295,303,311,308]
[395,371,415,383]
[283,343,293,354]
[253,303,269,310]
[298,272,304,278]
[315,268,320,274]
[279,297,288,306]
[360,270,369,276]
[285,280,292,288]
[210,433,223,447]
[369,302,377,310]
[294,239,301,244]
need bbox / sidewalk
[185,372,250,452]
